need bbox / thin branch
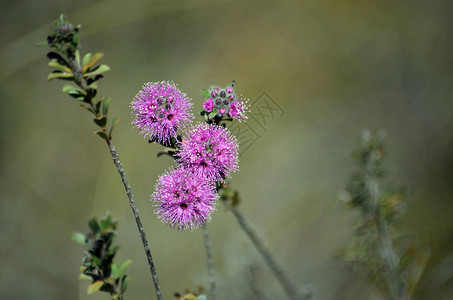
[202,224,216,300]
[230,205,310,300]
[108,141,163,300]
[367,177,406,300]
[246,263,266,300]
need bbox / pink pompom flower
[152,167,217,231]
[177,123,239,182]
[130,81,193,144]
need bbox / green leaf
[120,275,129,295]
[109,118,120,138]
[94,131,109,141]
[37,40,48,47]
[82,53,92,68]
[70,232,86,245]
[88,218,100,233]
[102,97,110,116]
[78,273,92,281]
[59,14,67,24]
[82,52,105,71]
[62,85,86,95]
[83,64,110,77]
[80,105,96,114]
[87,281,104,295]
[111,263,119,278]
[94,117,107,128]
[208,111,216,119]
[47,52,70,67]
[200,89,210,99]
[75,50,80,67]
[99,213,112,230]
[87,81,98,90]
[48,60,72,72]
[47,72,74,81]
[112,260,132,279]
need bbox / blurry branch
[202,224,216,300]
[340,129,431,300]
[41,14,162,300]
[219,185,311,300]
[246,263,266,300]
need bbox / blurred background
[1,0,452,299]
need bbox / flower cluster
[177,123,239,182]
[131,82,244,230]
[202,84,249,122]
[130,81,193,144]
[152,167,217,230]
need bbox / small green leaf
[232,191,241,206]
[47,52,70,67]
[87,81,98,90]
[80,105,96,114]
[112,260,132,279]
[78,273,92,281]
[75,50,80,67]
[88,218,100,233]
[47,72,74,81]
[99,213,112,230]
[200,89,210,99]
[87,281,104,295]
[37,40,48,47]
[94,117,107,128]
[120,275,129,295]
[82,53,92,68]
[82,52,105,71]
[109,118,120,138]
[70,232,86,245]
[83,64,110,77]
[111,263,119,278]
[62,85,86,95]
[48,60,72,72]
[94,131,109,141]
[208,111,216,119]
[102,97,110,116]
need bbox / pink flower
[177,123,239,182]
[229,100,249,122]
[203,98,214,112]
[152,167,217,231]
[130,81,193,144]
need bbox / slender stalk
[246,263,265,300]
[367,177,406,300]
[230,205,309,300]
[202,224,216,300]
[108,141,163,300]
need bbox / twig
[108,141,163,300]
[202,224,216,300]
[246,263,265,300]
[367,176,406,300]
[230,205,309,300]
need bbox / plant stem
[202,224,216,300]
[230,205,309,300]
[246,263,265,300]
[108,141,163,300]
[367,177,406,300]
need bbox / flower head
[152,167,217,231]
[201,84,250,122]
[177,123,239,182]
[130,81,193,144]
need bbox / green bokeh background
[1,0,452,299]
